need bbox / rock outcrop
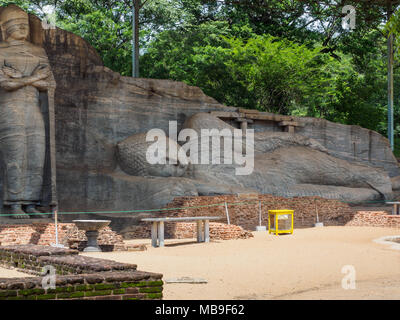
[0,7,398,221]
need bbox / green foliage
[142,24,371,119]
[59,9,133,75]
[0,0,49,15]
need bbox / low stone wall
[0,223,145,251]
[345,211,400,228]
[173,222,253,240]
[0,245,137,275]
[0,271,163,300]
[165,195,355,229]
[0,245,163,300]
[127,195,355,239]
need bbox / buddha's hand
[0,65,53,91]
[10,67,52,88]
[32,79,54,91]
[32,66,51,81]
[0,78,26,91]
[0,70,32,91]
[30,66,54,90]
[2,66,23,79]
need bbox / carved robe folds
[0,41,57,210]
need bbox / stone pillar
[235,118,253,135]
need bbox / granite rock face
[182,113,393,202]
[0,7,398,221]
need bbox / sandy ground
[1,226,399,299]
[0,267,31,279]
[82,226,400,300]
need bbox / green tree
[0,0,54,15]
[142,23,357,115]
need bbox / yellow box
[268,210,294,235]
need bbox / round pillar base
[84,230,102,252]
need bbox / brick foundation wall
[0,245,163,300]
[173,222,253,240]
[345,211,400,228]
[0,271,163,300]
[2,196,398,245]
[0,223,144,251]
[0,245,137,275]
[128,195,356,239]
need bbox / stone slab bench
[141,217,221,247]
[386,202,400,215]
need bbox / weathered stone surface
[0,269,163,300]
[0,242,164,301]
[0,244,78,256]
[172,113,392,202]
[391,176,400,190]
[295,117,399,177]
[45,25,397,213]
[56,171,199,217]
[174,222,254,240]
[117,133,188,177]
[38,11,398,211]
[0,244,143,278]
[188,146,392,202]
[38,255,137,273]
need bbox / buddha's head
[0,5,29,42]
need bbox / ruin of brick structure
[0,245,163,300]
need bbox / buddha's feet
[24,205,46,218]
[10,205,30,219]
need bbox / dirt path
[83,226,400,300]
[0,267,31,279]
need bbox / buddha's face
[4,18,29,41]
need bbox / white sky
[42,5,55,15]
